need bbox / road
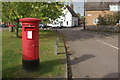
[58,27,118,78]
[0,27,9,31]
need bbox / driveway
[58,27,118,78]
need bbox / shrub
[97,15,107,25]
[97,12,119,25]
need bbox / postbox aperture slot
[25,27,35,31]
[27,31,32,39]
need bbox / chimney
[70,3,74,10]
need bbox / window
[110,5,118,11]
[93,18,99,24]
[60,21,63,26]
[88,14,91,16]
[114,6,116,10]
[50,21,53,24]
[67,21,68,25]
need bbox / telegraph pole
[84,0,86,30]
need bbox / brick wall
[86,25,120,33]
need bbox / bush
[97,12,119,25]
[97,15,107,25]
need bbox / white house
[48,5,79,28]
[109,2,120,12]
[109,2,120,24]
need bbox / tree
[80,16,84,23]
[2,2,64,37]
[77,13,81,18]
[77,13,84,24]
[2,2,33,37]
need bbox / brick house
[85,2,119,26]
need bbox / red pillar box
[19,18,41,72]
[8,24,15,32]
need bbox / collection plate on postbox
[25,27,35,40]
[27,31,32,39]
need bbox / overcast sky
[71,2,84,16]
[65,2,84,16]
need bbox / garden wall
[86,25,120,33]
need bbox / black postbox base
[22,58,39,72]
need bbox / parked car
[8,24,15,27]
[19,24,22,28]
[51,23,62,28]
[39,24,43,28]
[39,23,47,28]
[0,24,8,27]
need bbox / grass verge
[2,29,65,78]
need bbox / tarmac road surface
[58,27,118,78]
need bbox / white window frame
[88,14,92,16]
[93,18,99,24]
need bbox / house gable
[66,6,78,17]
[48,5,79,27]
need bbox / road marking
[96,40,119,50]
[105,37,112,38]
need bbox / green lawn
[2,29,66,78]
